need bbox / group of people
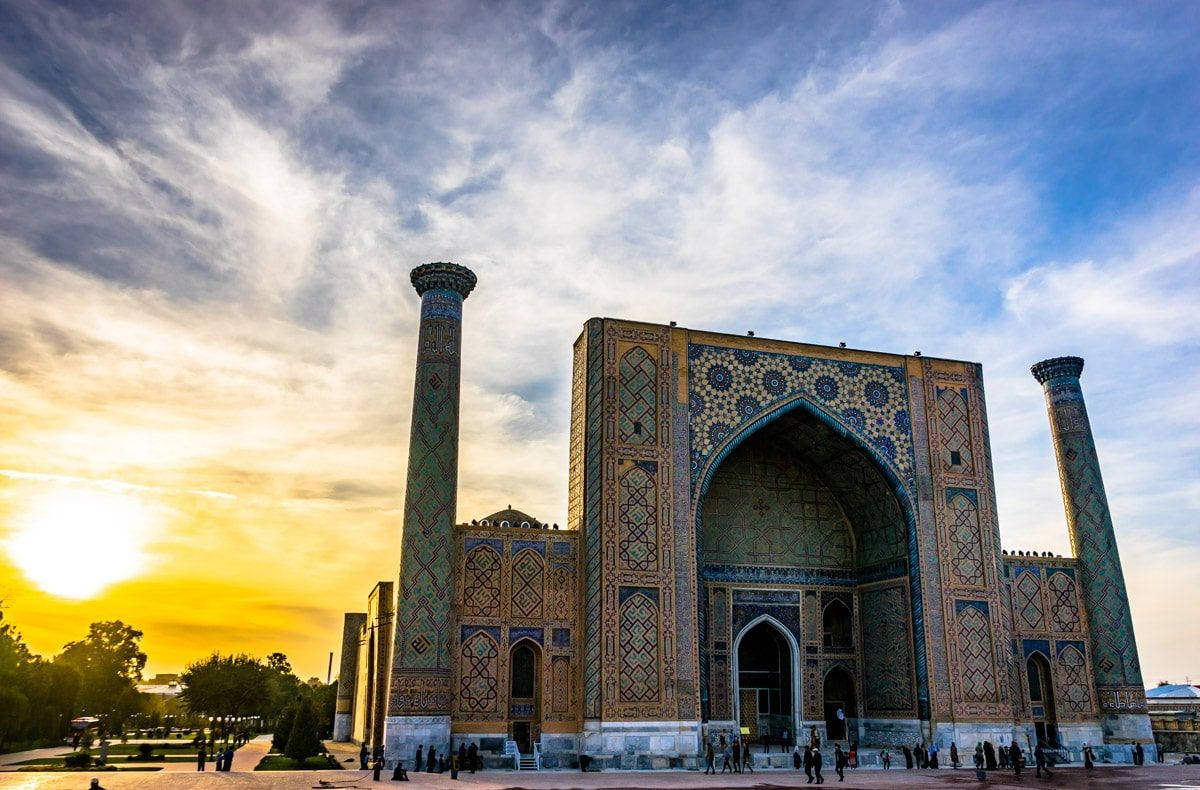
[703,734,756,774]
[358,741,482,779]
[195,744,236,771]
[703,726,855,783]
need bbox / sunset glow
[5,486,156,600]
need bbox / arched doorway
[1026,653,1057,745]
[734,618,797,747]
[823,667,857,742]
[697,400,921,735]
[509,641,540,754]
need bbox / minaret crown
[410,262,477,299]
[1030,355,1084,385]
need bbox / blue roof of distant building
[1147,684,1200,699]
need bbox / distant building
[1147,683,1200,755]
[137,673,183,698]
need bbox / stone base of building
[1099,713,1157,763]
[580,720,703,769]
[383,714,451,768]
[332,713,352,743]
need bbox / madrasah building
[333,262,1154,769]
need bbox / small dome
[480,506,541,527]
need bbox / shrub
[64,750,92,768]
[284,698,322,766]
[137,744,154,759]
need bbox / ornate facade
[335,268,1154,769]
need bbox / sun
[5,487,156,599]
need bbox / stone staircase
[503,739,541,771]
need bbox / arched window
[510,642,537,699]
[1026,653,1058,746]
[823,600,852,650]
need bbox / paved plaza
[1,763,1198,789]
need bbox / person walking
[974,743,984,771]
[929,743,938,769]
[903,744,913,769]
[1135,743,1145,765]
[834,744,846,781]
[468,742,478,773]
[782,729,790,753]
[1083,745,1094,770]
[426,745,436,773]
[880,747,891,769]
[196,745,206,772]
[414,746,422,775]
[705,742,715,775]
[741,742,754,774]
[984,740,997,770]
[950,742,959,769]
[721,742,733,774]
[999,743,1009,769]
[458,743,467,771]
[1012,745,1023,778]
[804,746,814,783]
[812,747,825,784]
[793,746,802,771]
[1035,743,1052,779]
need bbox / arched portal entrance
[697,398,922,741]
[823,667,857,742]
[508,641,540,754]
[733,617,797,746]
[1026,653,1058,745]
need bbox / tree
[266,653,292,675]
[310,682,337,739]
[272,704,296,753]
[55,621,146,730]
[179,654,272,727]
[283,696,322,765]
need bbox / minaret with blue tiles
[384,262,477,763]
[1031,356,1153,756]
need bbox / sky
[0,0,1197,684]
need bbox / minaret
[1031,356,1152,749]
[384,262,476,761]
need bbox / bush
[272,706,296,753]
[284,698,322,766]
[137,744,154,759]
[63,750,92,768]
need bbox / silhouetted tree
[283,696,322,765]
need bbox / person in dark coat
[458,743,467,769]
[903,744,913,769]
[721,743,733,773]
[392,755,409,781]
[414,746,422,775]
[1035,743,1052,778]
[834,745,846,781]
[999,743,1009,768]
[929,743,938,769]
[1135,743,1145,765]
[950,742,959,769]
[741,741,754,774]
[732,739,741,773]
[1012,745,1023,777]
[812,747,824,784]
[792,746,801,771]
[426,746,436,772]
[705,742,715,774]
[974,744,984,770]
[469,742,479,773]
[983,741,997,770]
[196,746,207,772]
[1083,745,1094,770]
[804,746,814,783]
[360,743,370,770]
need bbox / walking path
[0,762,1196,789]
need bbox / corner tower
[385,262,477,760]
[1031,356,1152,751]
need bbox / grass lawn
[255,753,342,771]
